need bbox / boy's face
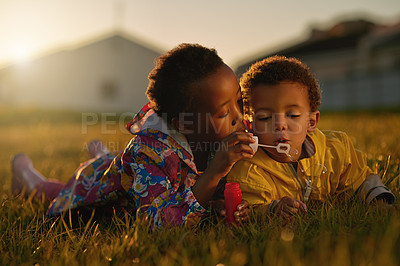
[176,64,244,149]
[251,81,319,162]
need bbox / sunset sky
[0,0,399,69]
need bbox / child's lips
[274,138,289,145]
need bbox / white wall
[0,34,162,113]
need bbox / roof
[0,31,165,70]
[235,18,400,75]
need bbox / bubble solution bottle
[224,182,242,224]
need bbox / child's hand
[208,132,255,178]
[211,199,250,224]
[274,196,307,220]
[233,199,250,223]
[210,199,226,217]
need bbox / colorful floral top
[47,103,208,228]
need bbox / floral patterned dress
[47,103,208,228]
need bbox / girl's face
[180,64,244,146]
[251,81,319,162]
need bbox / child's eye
[287,113,301,118]
[257,116,272,121]
[218,112,229,118]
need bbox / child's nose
[274,115,287,131]
[232,104,244,129]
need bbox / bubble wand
[249,136,298,159]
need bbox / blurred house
[235,19,400,110]
[0,32,163,112]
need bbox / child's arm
[122,132,254,228]
[330,131,396,205]
[358,174,395,204]
[192,131,255,208]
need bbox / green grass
[1,107,400,265]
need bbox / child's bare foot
[11,153,45,196]
[88,140,108,158]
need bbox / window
[100,80,118,100]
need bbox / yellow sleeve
[329,132,394,204]
[227,160,275,206]
[330,132,374,194]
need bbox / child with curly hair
[227,55,395,219]
[12,43,255,228]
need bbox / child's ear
[307,111,320,133]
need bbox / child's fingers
[282,197,306,209]
[278,197,296,209]
[223,132,254,147]
[277,196,307,216]
[234,208,250,223]
[228,143,254,160]
[215,132,255,162]
[288,199,307,213]
[221,146,254,162]
[279,210,291,220]
[298,200,307,213]
[210,199,227,217]
[235,206,250,218]
[283,205,299,215]
[232,143,254,153]
[233,200,250,223]
[237,200,249,211]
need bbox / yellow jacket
[227,129,374,206]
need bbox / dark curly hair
[146,43,225,123]
[240,55,321,121]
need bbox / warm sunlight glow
[11,45,34,64]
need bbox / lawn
[1,107,400,265]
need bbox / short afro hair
[240,55,321,121]
[146,43,225,123]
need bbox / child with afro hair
[227,55,395,219]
